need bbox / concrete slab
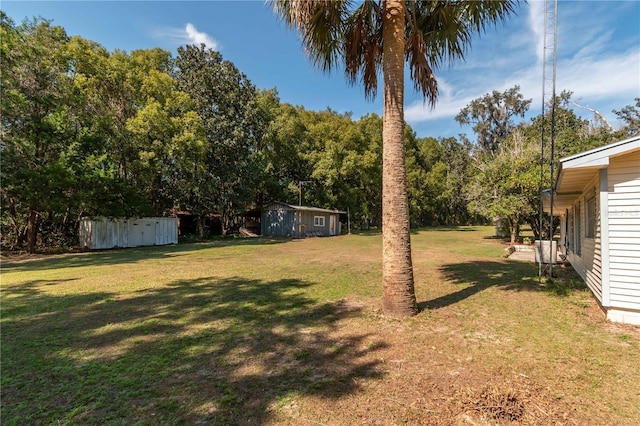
[508,250,535,262]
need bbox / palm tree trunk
[381,0,417,317]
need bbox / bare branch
[569,101,615,131]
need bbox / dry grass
[1,227,639,425]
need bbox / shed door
[128,219,156,247]
[141,220,156,246]
[330,215,336,235]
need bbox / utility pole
[298,180,310,206]
[296,180,311,238]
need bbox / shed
[543,135,640,325]
[261,202,345,238]
[79,217,178,250]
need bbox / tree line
[2,13,638,253]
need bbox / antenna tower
[539,0,558,280]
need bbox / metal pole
[549,0,558,279]
[539,0,549,280]
[539,0,559,280]
[539,61,546,280]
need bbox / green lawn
[2,227,639,425]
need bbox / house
[544,135,640,325]
[261,202,345,238]
[79,217,178,250]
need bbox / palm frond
[404,0,519,104]
[344,0,383,99]
[405,0,438,106]
[410,0,519,69]
[270,0,520,104]
[270,0,351,73]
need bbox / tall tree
[301,108,383,222]
[455,85,531,156]
[174,44,264,235]
[405,135,475,227]
[1,16,75,253]
[438,136,476,225]
[613,97,640,137]
[465,128,540,243]
[253,90,311,206]
[406,134,444,226]
[271,0,518,317]
[355,113,384,228]
[123,48,207,215]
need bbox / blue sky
[4,1,639,139]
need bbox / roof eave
[271,201,346,215]
[545,135,640,214]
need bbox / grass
[1,226,639,425]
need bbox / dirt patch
[452,378,579,425]
[603,320,640,337]
[261,303,589,426]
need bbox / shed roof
[268,201,346,215]
[544,135,640,212]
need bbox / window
[585,195,597,238]
[313,216,325,227]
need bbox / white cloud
[184,23,218,50]
[405,78,475,122]
[154,23,219,50]
[405,2,640,128]
[527,0,545,65]
[558,48,640,101]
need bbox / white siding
[155,218,179,245]
[566,227,603,301]
[583,238,602,301]
[607,150,640,314]
[567,174,603,302]
[79,220,92,249]
[79,218,128,250]
[79,217,178,250]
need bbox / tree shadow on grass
[409,226,479,235]
[482,235,508,241]
[419,260,541,311]
[1,276,387,424]
[1,237,291,272]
